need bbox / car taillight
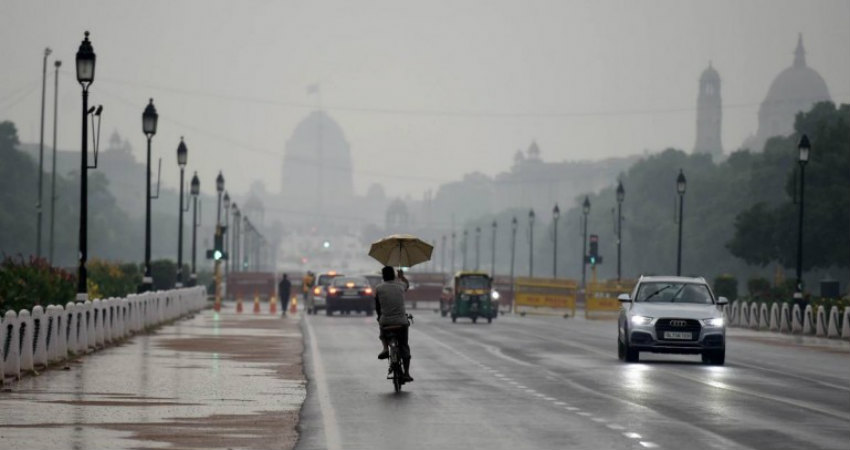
[328,287,337,295]
[363,287,373,295]
[346,282,355,288]
[313,287,321,295]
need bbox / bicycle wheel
[392,362,402,392]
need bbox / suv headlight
[702,317,724,327]
[630,315,653,326]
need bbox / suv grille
[655,318,701,341]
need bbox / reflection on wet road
[0,308,304,450]
[298,310,849,450]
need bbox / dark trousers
[380,325,410,361]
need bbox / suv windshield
[457,275,490,290]
[635,282,714,304]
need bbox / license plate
[344,290,358,296]
[663,331,692,340]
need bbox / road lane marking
[640,442,660,448]
[624,432,642,439]
[606,424,625,430]
[304,316,342,450]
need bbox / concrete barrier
[779,303,791,333]
[792,304,803,333]
[728,301,739,326]
[1,287,206,384]
[749,302,760,329]
[768,303,779,331]
[3,310,21,379]
[758,303,769,330]
[827,306,841,338]
[803,305,814,335]
[18,310,34,373]
[815,306,827,337]
[32,306,48,368]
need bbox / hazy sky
[2,0,848,198]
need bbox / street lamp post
[510,216,517,312]
[190,172,199,286]
[676,170,687,276]
[216,172,224,225]
[214,172,224,305]
[36,47,52,259]
[552,204,560,278]
[49,59,61,264]
[141,98,158,291]
[451,232,456,273]
[475,226,481,270]
[616,181,625,283]
[441,234,447,274]
[462,229,468,270]
[794,135,810,299]
[75,31,95,300]
[176,138,187,287]
[581,196,590,290]
[490,220,497,278]
[232,203,239,273]
[223,191,230,290]
[528,209,535,277]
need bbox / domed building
[743,34,831,152]
[281,111,354,209]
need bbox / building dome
[281,110,354,206]
[748,34,831,151]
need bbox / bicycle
[383,314,413,393]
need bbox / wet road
[0,307,304,450]
[298,310,850,450]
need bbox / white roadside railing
[1,286,207,383]
[724,300,850,341]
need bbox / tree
[727,102,849,271]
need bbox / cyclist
[375,266,413,382]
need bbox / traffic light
[206,225,228,261]
[585,234,603,265]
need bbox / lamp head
[190,171,200,196]
[216,171,225,193]
[176,137,188,167]
[142,98,158,136]
[553,203,560,219]
[798,134,810,163]
[75,31,95,85]
[582,196,591,215]
[676,169,687,195]
[616,180,625,203]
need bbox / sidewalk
[0,304,305,450]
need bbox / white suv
[617,276,727,365]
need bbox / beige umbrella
[369,234,434,268]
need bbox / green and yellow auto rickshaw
[450,271,496,323]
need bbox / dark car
[326,276,375,316]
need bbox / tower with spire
[694,62,723,159]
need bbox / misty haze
[0,1,848,450]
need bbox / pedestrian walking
[279,273,292,316]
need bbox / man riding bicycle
[375,266,413,382]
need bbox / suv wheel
[622,325,639,362]
[703,349,725,365]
